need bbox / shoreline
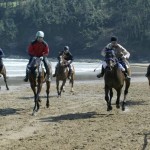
[0,72,147,86]
[0,63,147,86]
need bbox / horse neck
[29,58,43,73]
[0,58,3,66]
[106,63,121,76]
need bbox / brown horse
[55,55,75,97]
[146,64,150,86]
[0,59,9,90]
[28,57,52,115]
[104,57,131,111]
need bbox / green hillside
[0,0,150,61]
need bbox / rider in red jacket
[24,31,51,82]
[28,39,49,57]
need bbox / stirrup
[97,73,103,78]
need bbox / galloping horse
[0,58,9,90]
[104,52,131,111]
[28,57,52,115]
[55,55,75,97]
[146,64,150,86]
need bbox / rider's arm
[101,43,112,57]
[0,48,5,57]
[118,44,130,59]
[42,42,49,56]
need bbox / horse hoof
[122,102,126,111]
[32,112,36,116]
[107,106,112,111]
[46,104,49,108]
[116,104,120,109]
[122,107,125,111]
[70,90,74,93]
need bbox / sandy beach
[0,64,150,150]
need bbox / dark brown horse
[146,64,150,86]
[0,59,9,90]
[56,55,75,97]
[104,57,131,111]
[28,57,52,115]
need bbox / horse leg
[30,83,37,115]
[56,79,60,97]
[2,74,9,90]
[70,74,74,92]
[105,86,112,111]
[35,80,43,112]
[60,80,66,96]
[46,81,50,108]
[109,89,113,110]
[62,85,65,92]
[116,89,122,109]
[122,79,130,111]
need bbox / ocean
[3,58,102,77]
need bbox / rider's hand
[121,55,126,60]
[40,56,43,60]
[65,62,69,67]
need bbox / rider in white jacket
[97,36,131,79]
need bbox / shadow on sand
[39,111,114,122]
[0,108,24,116]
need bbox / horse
[0,58,9,90]
[104,55,131,111]
[55,55,75,97]
[146,64,150,86]
[28,57,52,115]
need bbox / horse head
[105,49,116,71]
[58,55,68,73]
[28,57,43,73]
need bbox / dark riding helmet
[64,46,69,51]
[111,36,118,42]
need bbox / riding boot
[123,71,131,79]
[23,69,28,82]
[97,66,105,78]
[123,64,131,79]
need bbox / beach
[0,64,150,150]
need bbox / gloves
[65,62,70,67]
[122,55,126,59]
[40,56,43,60]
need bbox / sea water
[3,58,102,77]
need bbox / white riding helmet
[36,31,44,38]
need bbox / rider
[24,31,51,82]
[0,48,5,58]
[0,48,5,66]
[97,36,131,79]
[53,46,73,79]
